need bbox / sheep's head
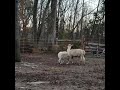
[68,44,73,46]
[67,44,73,49]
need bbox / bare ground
[15,53,105,90]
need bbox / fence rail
[20,38,105,56]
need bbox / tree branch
[71,6,98,32]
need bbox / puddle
[27,81,50,85]
[19,87,27,89]
[21,62,38,68]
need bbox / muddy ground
[15,53,105,90]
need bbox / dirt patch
[15,53,105,90]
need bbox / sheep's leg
[66,56,71,64]
[70,56,74,64]
[61,59,64,64]
[60,60,62,64]
[68,56,73,64]
[66,59,70,64]
[58,58,63,64]
[58,59,61,64]
[66,56,70,64]
[61,59,65,64]
[82,56,85,65]
[81,55,85,65]
[58,59,60,63]
[78,56,82,65]
[71,56,74,63]
[78,55,84,65]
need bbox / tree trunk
[80,0,85,49]
[15,0,21,62]
[59,17,65,39]
[33,0,38,48]
[56,17,59,39]
[37,0,44,42]
[90,0,101,42]
[47,0,57,50]
[37,0,51,45]
[72,0,79,40]
[22,21,27,38]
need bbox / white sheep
[67,44,86,64]
[58,51,69,64]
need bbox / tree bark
[80,0,85,49]
[90,0,101,42]
[15,0,21,62]
[72,0,79,40]
[47,0,57,50]
[33,0,38,47]
[37,0,51,45]
[37,0,44,43]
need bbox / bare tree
[18,0,33,38]
[57,0,62,39]
[71,6,97,34]
[47,0,57,49]
[17,0,104,52]
[33,0,38,47]
[37,0,51,47]
[80,0,85,49]
[72,0,79,40]
[90,0,101,41]
[37,0,44,43]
